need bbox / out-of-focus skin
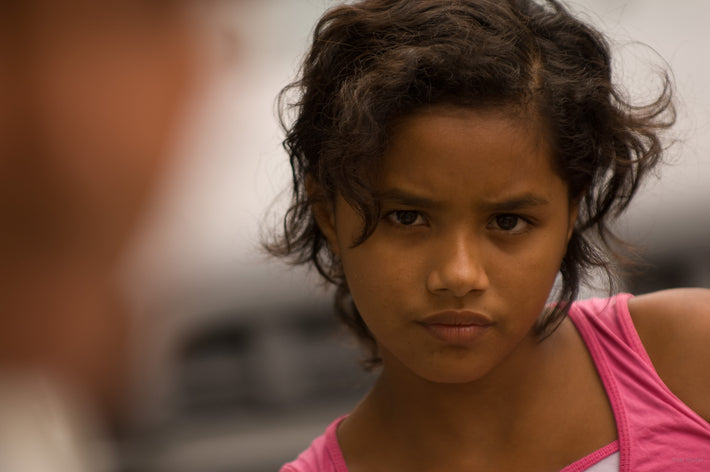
[0,0,202,421]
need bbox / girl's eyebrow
[378,188,550,212]
[377,189,444,209]
[478,194,550,212]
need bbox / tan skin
[312,106,710,471]
[0,0,201,420]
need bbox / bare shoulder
[628,288,710,421]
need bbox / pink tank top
[281,294,710,471]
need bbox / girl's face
[317,106,577,384]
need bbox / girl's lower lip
[421,323,490,344]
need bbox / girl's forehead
[377,105,563,200]
[393,103,549,141]
[387,105,552,161]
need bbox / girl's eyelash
[488,214,534,233]
[384,209,427,226]
[382,210,536,233]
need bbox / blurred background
[77,0,710,470]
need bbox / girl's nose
[426,234,489,298]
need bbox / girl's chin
[386,357,496,386]
[416,369,492,385]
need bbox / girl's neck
[380,331,556,433]
[340,326,576,470]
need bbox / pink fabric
[280,416,348,472]
[559,441,618,472]
[568,294,710,471]
[281,294,710,471]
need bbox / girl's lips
[419,310,494,344]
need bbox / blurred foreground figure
[0,1,204,469]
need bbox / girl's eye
[490,214,529,233]
[386,210,425,226]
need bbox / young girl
[270,0,710,470]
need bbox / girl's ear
[306,176,340,255]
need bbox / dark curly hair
[267,0,675,367]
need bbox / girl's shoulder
[628,288,710,422]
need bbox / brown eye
[489,214,532,234]
[495,214,520,230]
[388,210,424,226]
